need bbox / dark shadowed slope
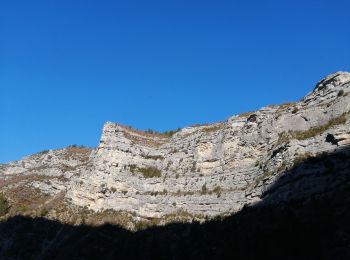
[0,145,350,260]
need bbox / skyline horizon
[1,70,346,163]
[1,1,350,163]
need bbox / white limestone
[1,71,350,219]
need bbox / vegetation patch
[211,186,222,197]
[338,90,345,97]
[201,183,208,195]
[254,170,272,187]
[0,174,56,190]
[38,150,49,155]
[278,112,348,143]
[292,151,339,174]
[76,208,135,227]
[1,186,55,218]
[130,165,161,178]
[190,123,210,127]
[276,102,296,113]
[138,167,162,178]
[292,107,299,114]
[120,124,181,138]
[292,113,347,140]
[239,111,254,118]
[160,129,182,137]
[78,208,207,230]
[160,209,206,223]
[145,189,168,196]
[141,154,164,160]
[60,164,78,173]
[0,193,10,216]
[202,124,223,133]
[293,152,313,165]
[63,145,91,162]
[144,128,181,137]
[123,132,165,147]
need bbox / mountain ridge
[1,71,350,228]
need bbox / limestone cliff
[1,72,350,225]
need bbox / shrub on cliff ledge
[201,184,207,195]
[0,193,9,216]
[292,113,347,140]
[202,124,222,133]
[278,112,348,144]
[145,128,181,137]
[338,90,345,97]
[137,167,162,178]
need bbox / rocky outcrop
[1,72,350,221]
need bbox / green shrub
[40,207,49,217]
[161,128,181,137]
[338,90,345,97]
[201,184,207,195]
[212,186,222,197]
[0,193,9,216]
[129,164,137,173]
[292,107,299,114]
[191,162,196,172]
[145,128,181,137]
[213,186,222,194]
[135,166,161,178]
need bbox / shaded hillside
[1,145,349,260]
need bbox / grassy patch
[239,111,254,118]
[130,165,161,178]
[160,129,182,137]
[123,132,165,147]
[292,113,347,140]
[161,209,206,223]
[120,124,181,138]
[202,124,223,133]
[293,152,313,165]
[138,167,161,178]
[278,113,348,143]
[145,128,181,137]
[2,186,54,217]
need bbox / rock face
[1,71,350,221]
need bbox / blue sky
[1,0,350,163]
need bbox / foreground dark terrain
[1,145,349,260]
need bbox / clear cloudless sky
[1,0,350,163]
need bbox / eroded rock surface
[1,71,350,221]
